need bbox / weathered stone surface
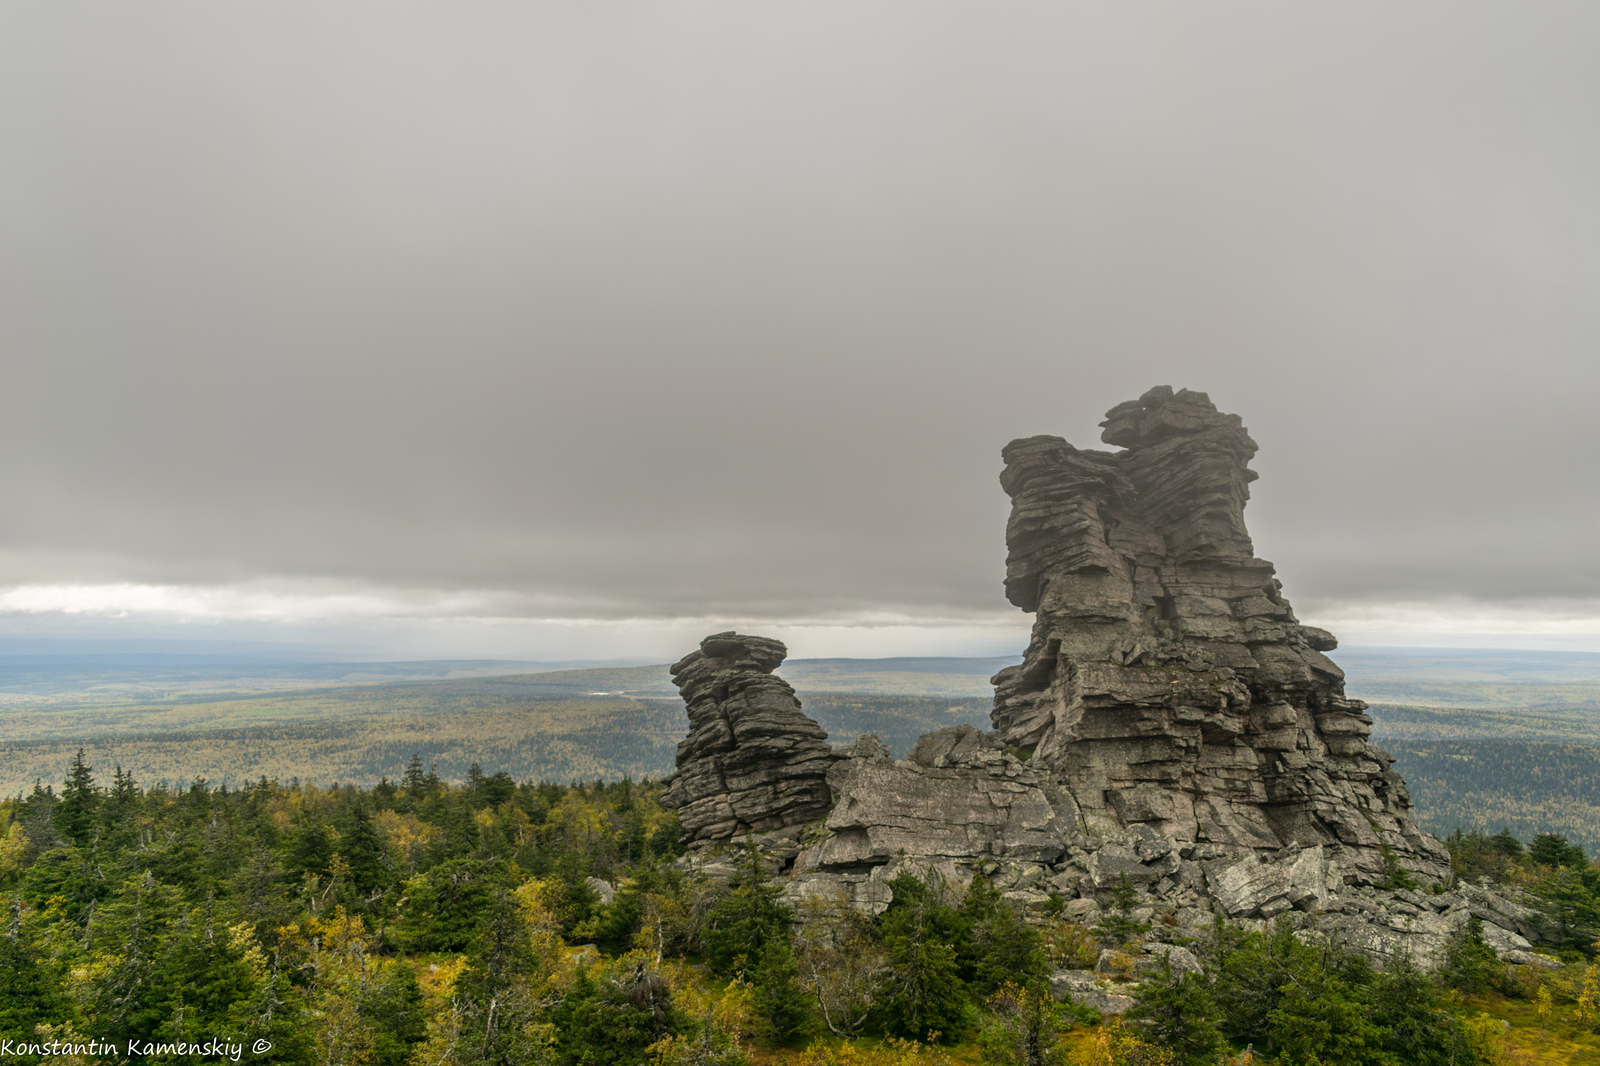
[991,386,1450,884]
[1203,845,1336,919]
[1050,969,1135,1015]
[659,632,842,848]
[816,725,1069,869]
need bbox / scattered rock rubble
[659,389,1562,1003]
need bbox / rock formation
[991,386,1449,883]
[664,392,1555,981]
[660,632,841,848]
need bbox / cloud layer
[3,5,1597,655]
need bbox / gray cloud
[3,4,1598,635]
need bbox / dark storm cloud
[2,3,1597,624]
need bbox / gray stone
[1204,845,1335,919]
[1088,844,1154,887]
[992,387,1450,885]
[818,741,1068,868]
[656,392,1545,982]
[660,632,843,847]
[1051,969,1135,1015]
[1144,944,1204,977]
[1502,950,1562,970]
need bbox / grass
[1462,990,1600,1065]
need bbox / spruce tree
[339,802,389,895]
[56,749,100,845]
[750,932,814,1044]
[1093,873,1151,946]
[455,888,542,1066]
[359,965,427,1066]
[1126,956,1225,1065]
[0,904,69,1038]
[1440,913,1498,993]
[401,755,427,799]
[875,872,970,1041]
[704,839,791,974]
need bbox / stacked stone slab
[991,386,1449,882]
[660,632,841,848]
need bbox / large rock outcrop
[660,632,841,848]
[662,396,1553,981]
[990,386,1448,882]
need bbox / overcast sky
[3,4,1598,660]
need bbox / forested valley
[7,753,1600,1065]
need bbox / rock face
[660,632,841,848]
[784,726,1073,911]
[991,386,1448,883]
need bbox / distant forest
[0,685,991,800]
[8,657,1600,855]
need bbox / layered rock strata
[991,386,1448,882]
[660,632,841,848]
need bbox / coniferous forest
[7,753,1600,1065]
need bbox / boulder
[1204,846,1334,919]
[1050,969,1135,1016]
